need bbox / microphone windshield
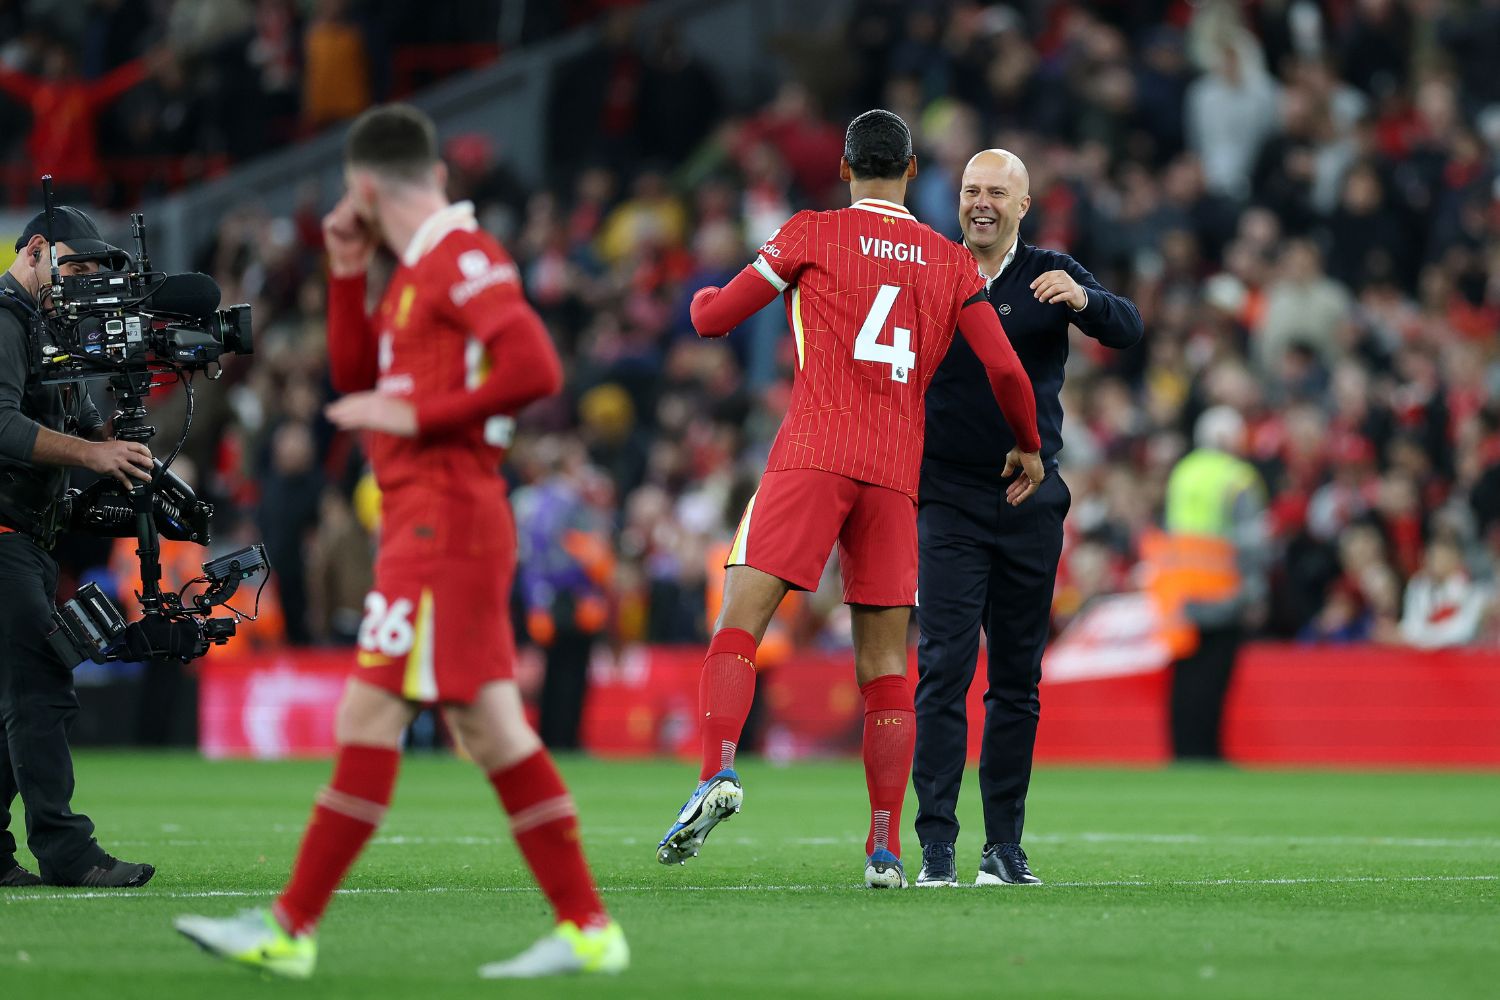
[145,272,221,318]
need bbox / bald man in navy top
[913,150,1143,887]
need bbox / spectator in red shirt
[0,43,160,197]
[733,83,845,204]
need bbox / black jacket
[0,272,102,542]
[923,239,1142,484]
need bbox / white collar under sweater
[401,200,478,267]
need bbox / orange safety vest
[1138,529,1240,659]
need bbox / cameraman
[0,207,155,888]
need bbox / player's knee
[855,656,908,687]
[335,683,410,747]
[464,727,542,772]
[447,704,541,772]
[713,599,774,641]
[716,567,790,638]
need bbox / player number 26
[358,592,415,656]
[853,284,917,383]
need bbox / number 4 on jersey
[854,284,916,383]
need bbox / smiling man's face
[959,150,1030,254]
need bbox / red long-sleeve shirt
[0,60,148,185]
[690,199,1039,499]
[325,202,561,554]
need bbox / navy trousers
[913,469,1069,848]
[0,533,105,879]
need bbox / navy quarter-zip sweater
[923,239,1143,483]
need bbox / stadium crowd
[0,0,623,205]
[20,0,1500,654]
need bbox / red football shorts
[725,468,917,606]
[352,491,517,705]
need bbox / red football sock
[275,744,400,936]
[490,750,607,929]
[698,627,758,780]
[860,675,916,858]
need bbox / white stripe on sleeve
[752,255,789,292]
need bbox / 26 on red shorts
[726,468,917,606]
[352,552,516,704]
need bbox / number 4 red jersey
[751,199,990,498]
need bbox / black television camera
[30,209,252,380]
[23,176,270,666]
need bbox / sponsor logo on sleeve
[449,249,519,306]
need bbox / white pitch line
[5,874,1496,904]
[1046,875,1500,888]
[1025,832,1500,850]
[99,832,1500,850]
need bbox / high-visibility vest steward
[1140,448,1264,656]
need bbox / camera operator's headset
[0,247,54,328]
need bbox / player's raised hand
[322,194,376,278]
[1030,269,1087,311]
[1002,447,1044,506]
[326,391,417,437]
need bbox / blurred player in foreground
[656,109,1044,888]
[174,104,626,979]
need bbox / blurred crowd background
[4,0,1500,663]
[0,0,616,203]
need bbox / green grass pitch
[1,753,1497,998]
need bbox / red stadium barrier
[197,643,1500,766]
[199,649,349,759]
[1222,645,1500,767]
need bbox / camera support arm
[104,367,169,613]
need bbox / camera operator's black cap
[13,205,127,262]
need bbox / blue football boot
[864,848,907,889]
[656,769,743,865]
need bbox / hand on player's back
[322,194,376,278]
[1003,447,1044,506]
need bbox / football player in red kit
[656,110,1044,888]
[175,105,626,979]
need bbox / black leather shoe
[977,843,1042,885]
[48,854,155,888]
[915,842,958,887]
[1,863,43,887]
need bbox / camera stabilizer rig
[24,175,270,665]
[49,366,269,665]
